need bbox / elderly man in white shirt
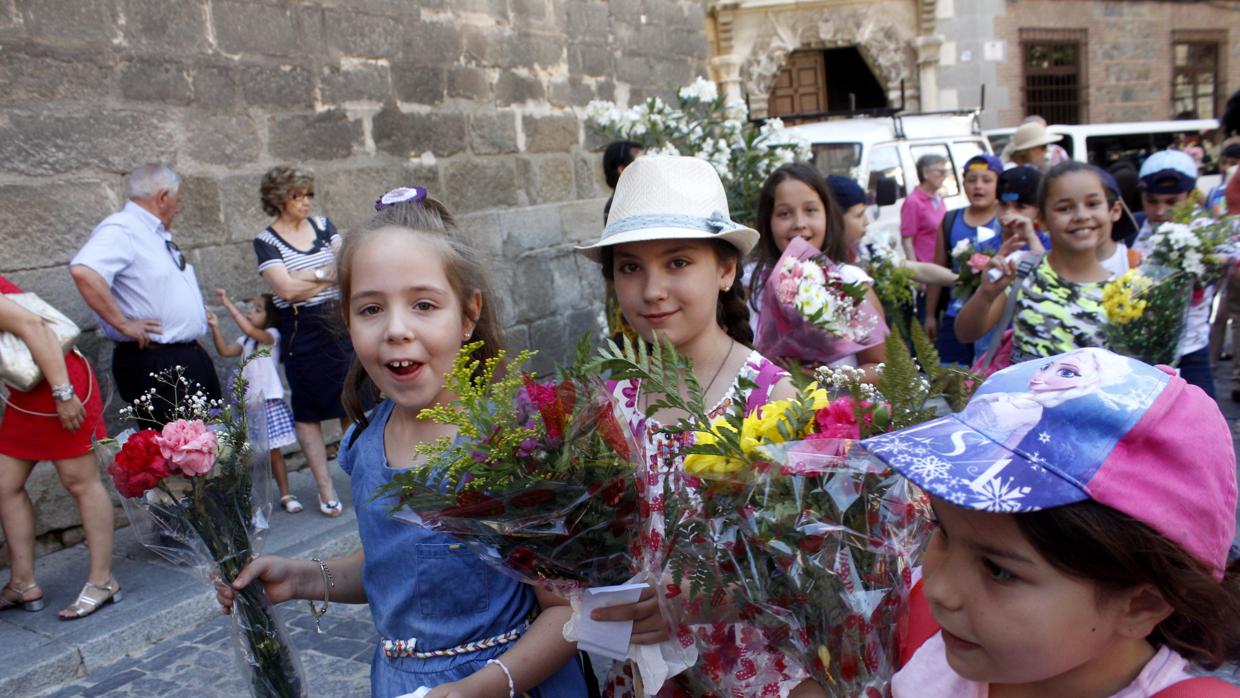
[70,163,221,425]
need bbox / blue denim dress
[340,400,588,697]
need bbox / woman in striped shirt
[253,166,354,517]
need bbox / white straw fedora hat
[1009,121,1063,152]
[577,155,759,262]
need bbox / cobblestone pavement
[27,362,1240,697]
[35,602,377,697]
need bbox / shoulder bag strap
[977,251,1046,370]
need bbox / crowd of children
[204,139,1240,698]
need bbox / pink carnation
[967,253,992,274]
[156,419,218,477]
[775,275,799,305]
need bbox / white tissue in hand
[562,576,697,696]
[562,582,648,660]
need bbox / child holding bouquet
[746,163,888,380]
[578,156,826,697]
[863,350,1240,697]
[956,162,1115,363]
[924,154,1003,365]
[218,187,587,696]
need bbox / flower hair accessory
[374,186,427,210]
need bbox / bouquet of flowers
[379,339,643,593]
[1102,266,1194,366]
[860,239,916,313]
[98,358,305,698]
[860,238,918,348]
[756,236,888,366]
[949,238,997,302]
[584,77,810,226]
[594,331,952,696]
[1138,206,1240,289]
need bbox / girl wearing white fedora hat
[579,156,826,697]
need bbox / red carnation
[108,429,171,498]
[521,375,574,442]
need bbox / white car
[985,119,1221,194]
[784,113,993,255]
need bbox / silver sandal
[0,581,44,612]
[59,579,122,620]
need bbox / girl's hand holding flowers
[976,253,1017,301]
[589,584,672,645]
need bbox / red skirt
[0,350,106,461]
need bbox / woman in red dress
[0,274,118,619]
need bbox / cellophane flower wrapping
[97,364,306,698]
[1102,265,1194,366]
[381,341,645,596]
[667,382,931,696]
[756,236,888,366]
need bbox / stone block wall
[992,0,1239,126]
[0,0,709,563]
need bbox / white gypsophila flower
[951,238,972,257]
[678,76,719,103]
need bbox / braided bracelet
[307,557,334,634]
[487,658,515,698]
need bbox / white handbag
[0,292,81,391]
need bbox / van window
[1084,131,1186,169]
[812,142,862,179]
[910,144,961,197]
[867,144,906,198]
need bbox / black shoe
[1220,353,1233,362]
[1232,389,1240,403]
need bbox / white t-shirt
[239,328,284,403]
[1099,242,1131,278]
[892,633,1197,698]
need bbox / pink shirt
[901,186,945,262]
[892,633,1197,698]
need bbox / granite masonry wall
[0,0,709,562]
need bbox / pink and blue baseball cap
[1139,150,1198,194]
[861,348,1237,578]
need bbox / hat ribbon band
[602,211,737,240]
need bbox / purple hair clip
[374,186,428,210]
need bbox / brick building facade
[708,0,1238,130]
[0,0,708,563]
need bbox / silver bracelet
[307,557,334,634]
[50,383,75,402]
[486,658,515,698]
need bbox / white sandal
[59,578,122,620]
[280,495,304,513]
[318,498,343,518]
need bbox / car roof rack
[754,81,986,137]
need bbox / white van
[985,119,1221,192]
[784,113,993,252]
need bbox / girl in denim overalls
[218,189,587,697]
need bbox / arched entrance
[767,46,890,121]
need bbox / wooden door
[769,51,827,121]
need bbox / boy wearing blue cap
[1132,150,1217,399]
